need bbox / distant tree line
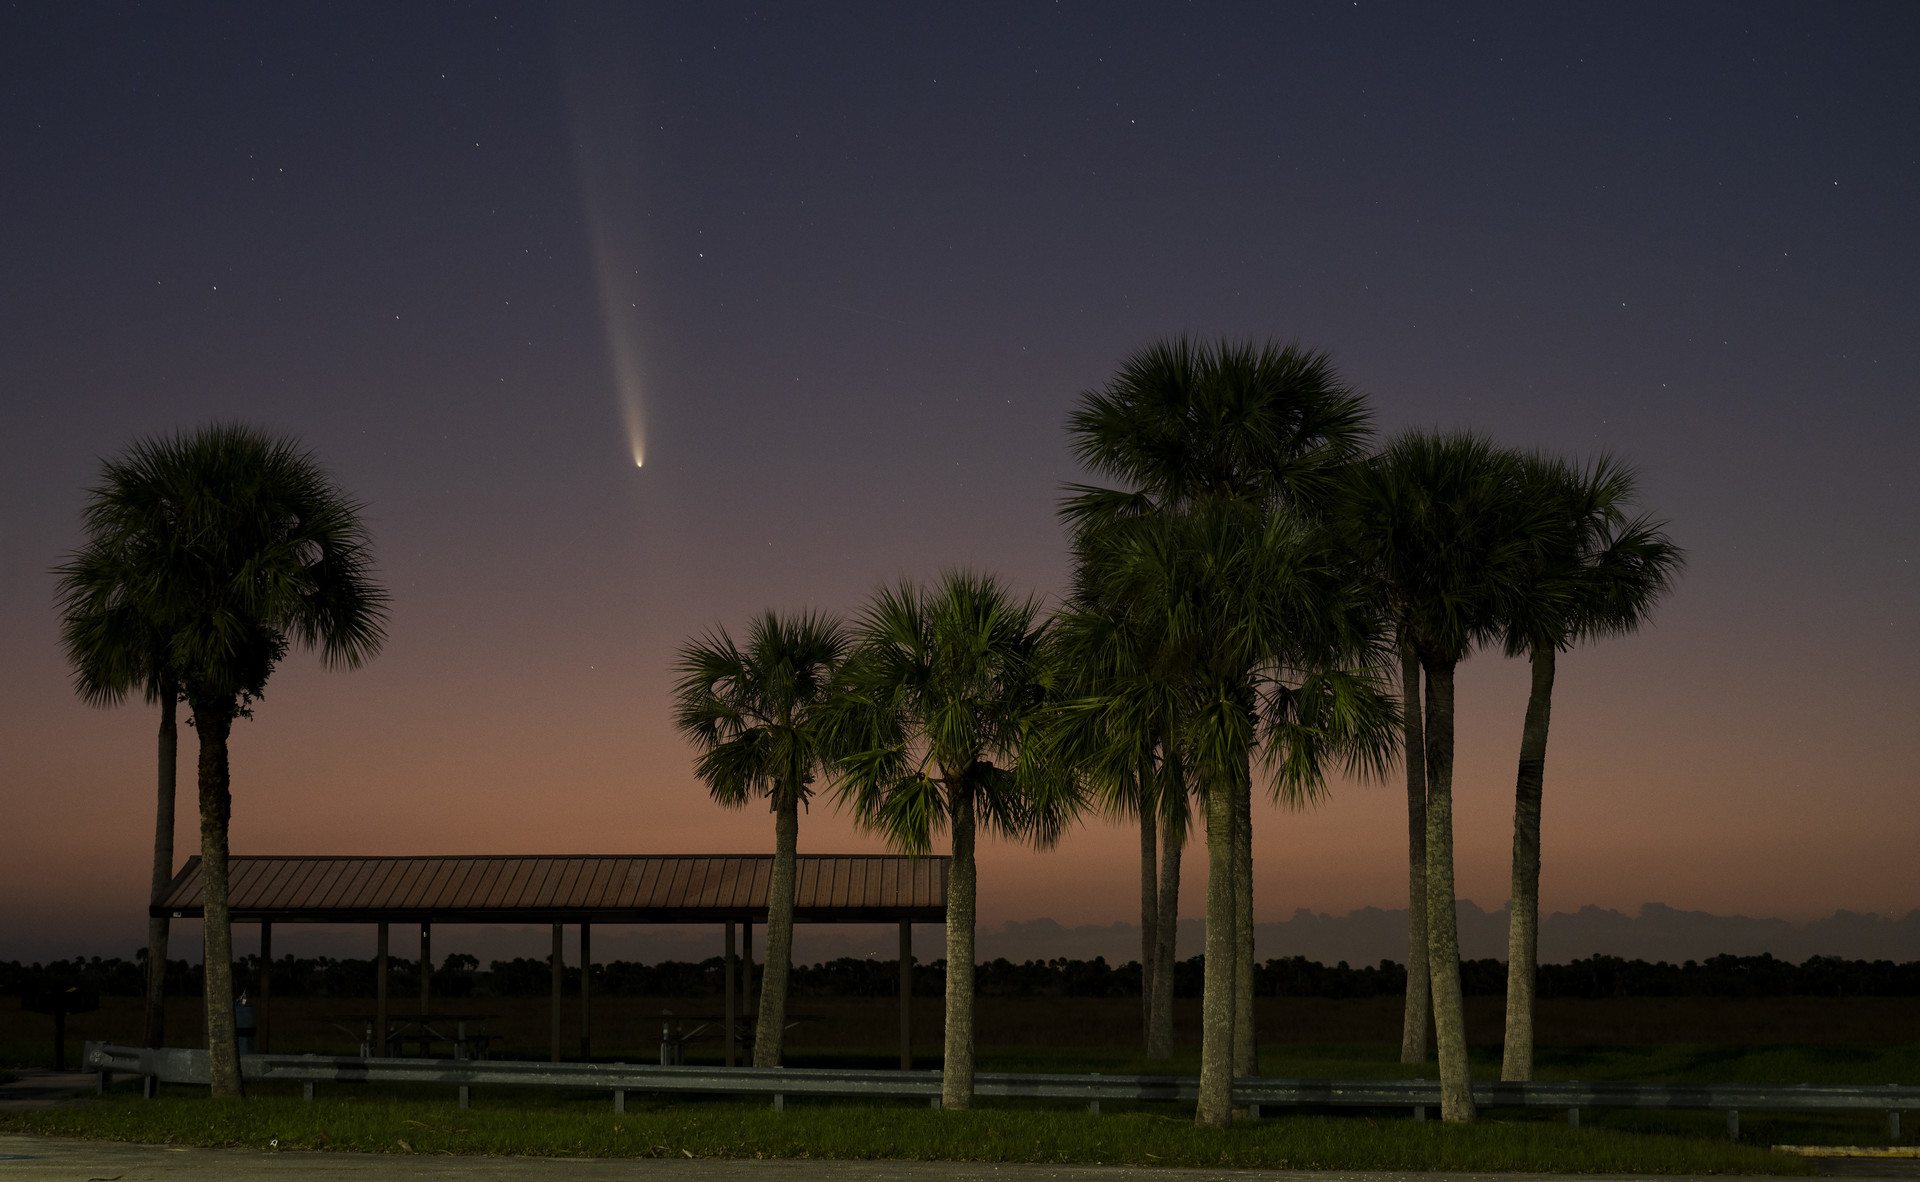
[8,951,1919,1002]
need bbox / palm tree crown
[56,423,387,717]
[673,610,848,813]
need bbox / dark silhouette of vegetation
[824,571,1072,1109]
[14,952,1914,1002]
[53,424,386,1096]
[673,610,847,1066]
[1496,455,1683,1080]
[1059,337,1391,1127]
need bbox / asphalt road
[4,1137,1919,1182]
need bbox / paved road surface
[3,1137,1917,1182]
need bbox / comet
[563,31,650,471]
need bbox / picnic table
[323,1012,497,1059]
[656,1009,815,1065]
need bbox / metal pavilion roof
[154,855,948,924]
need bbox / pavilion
[154,854,947,1067]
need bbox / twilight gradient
[0,3,1914,960]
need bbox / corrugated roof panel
[155,854,947,921]
[480,858,525,909]
[549,858,587,909]
[338,859,390,911]
[272,858,326,910]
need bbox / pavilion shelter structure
[154,854,946,1067]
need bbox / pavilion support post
[744,920,755,1027]
[580,922,592,1060]
[258,921,272,1054]
[375,923,389,1057]
[420,922,431,1015]
[724,921,737,1067]
[550,923,563,1064]
[257,924,272,1051]
[899,921,912,1070]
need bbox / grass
[1,1083,1812,1173]
[6,996,1910,1172]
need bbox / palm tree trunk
[194,702,243,1099]
[754,792,800,1067]
[1398,640,1430,1064]
[1139,799,1157,1049]
[1422,659,1473,1122]
[1502,644,1555,1082]
[1147,805,1181,1059]
[1231,768,1256,1079]
[941,785,977,1110]
[1194,775,1236,1128]
[144,686,177,1048]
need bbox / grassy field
[1,1084,1814,1173]
[9,992,1920,1066]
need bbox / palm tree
[1043,570,1191,1058]
[1068,500,1393,1127]
[823,571,1070,1110]
[1062,337,1378,1124]
[51,592,179,1050]
[1341,431,1539,1123]
[672,610,847,1067]
[1396,630,1431,1064]
[53,424,387,1097]
[1498,456,1682,1081]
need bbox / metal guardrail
[83,1042,1915,1138]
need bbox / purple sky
[2,3,1915,962]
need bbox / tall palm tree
[1062,337,1378,1124]
[1044,570,1191,1058]
[53,424,387,1097]
[823,572,1070,1110]
[1396,630,1430,1064]
[1069,500,1393,1127]
[1341,431,1539,1123]
[1498,456,1682,1081]
[673,610,847,1067]
[51,594,179,1050]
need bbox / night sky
[3,3,1915,963]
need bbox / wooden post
[419,922,431,1015]
[550,923,563,1064]
[724,921,737,1067]
[580,922,592,1060]
[898,921,912,1070]
[258,920,272,1054]
[375,923,389,1056]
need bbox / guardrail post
[1725,1109,1739,1140]
[302,1081,314,1102]
[96,1069,109,1095]
[1890,1110,1901,1142]
[1567,1107,1579,1128]
[614,1088,625,1114]
[929,1096,940,1109]
[1413,1105,1426,1122]
[143,1074,157,1100]
[459,1085,470,1109]
[773,1093,784,1112]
